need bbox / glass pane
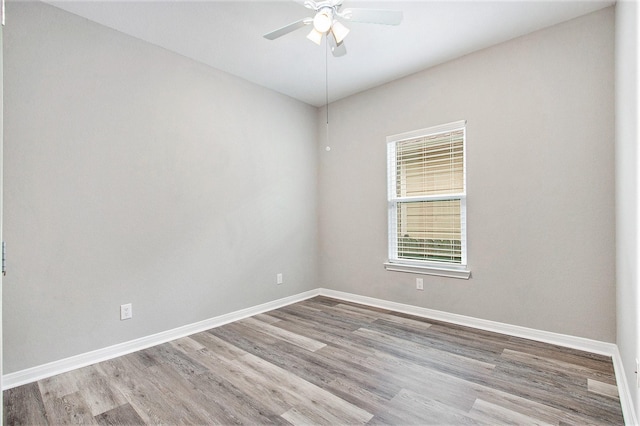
[395,130,464,197]
[396,199,462,263]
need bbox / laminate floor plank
[588,378,620,398]
[126,350,158,370]
[472,385,572,425]
[196,340,371,425]
[371,311,436,329]
[234,352,374,425]
[266,309,380,359]
[479,360,622,424]
[191,348,293,416]
[189,330,248,361]
[504,335,615,375]
[147,362,229,424]
[169,335,206,354]
[362,350,481,412]
[280,405,349,426]
[468,398,554,426]
[92,358,161,425]
[169,338,291,424]
[367,388,477,426]
[108,356,211,425]
[313,346,402,402]
[365,319,504,366]
[322,298,391,314]
[367,351,601,426]
[390,313,513,348]
[94,403,145,426]
[65,366,128,417]
[353,327,497,381]
[208,322,327,385]
[253,312,282,324]
[212,321,400,402]
[502,348,618,385]
[323,376,392,415]
[41,391,98,425]
[380,319,511,363]
[326,303,386,323]
[192,370,288,425]
[144,342,210,377]
[278,303,371,332]
[4,296,624,425]
[301,296,339,308]
[38,373,80,400]
[4,382,49,426]
[240,316,327,352]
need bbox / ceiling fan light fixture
[306,28,324,45]
[265,1,404,58]
[312,11,332,33]
[331,20,349,44]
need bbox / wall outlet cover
[120,303,133,320]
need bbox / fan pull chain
[325,35,330,150]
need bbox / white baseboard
[2,289,320,390]
[3,287,636,425]
[610,345,640,426]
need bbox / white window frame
[384,120,471,279]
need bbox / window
[385,120,470,279]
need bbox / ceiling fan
[263,0,403,57]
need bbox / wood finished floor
[4,296,624,425]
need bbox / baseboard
[611,346,640,426]
[318,288,638,425]
[2,289,320,390]
[3,287,636,425]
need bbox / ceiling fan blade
[263,17,313,40]
[340,8,403,25]
[328,33,347,57]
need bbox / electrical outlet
[416,278,424,290]
[277,273,283,285]
[120,303,132,320]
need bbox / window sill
[384,261,471,280]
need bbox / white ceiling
[45,0,614,107]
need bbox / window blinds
[395,130,464,197]
[388,123,466,266]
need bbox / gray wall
[3,2,618,375]
[615,0,639,414]
[3,2,318,373]
[318,8,615,342]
